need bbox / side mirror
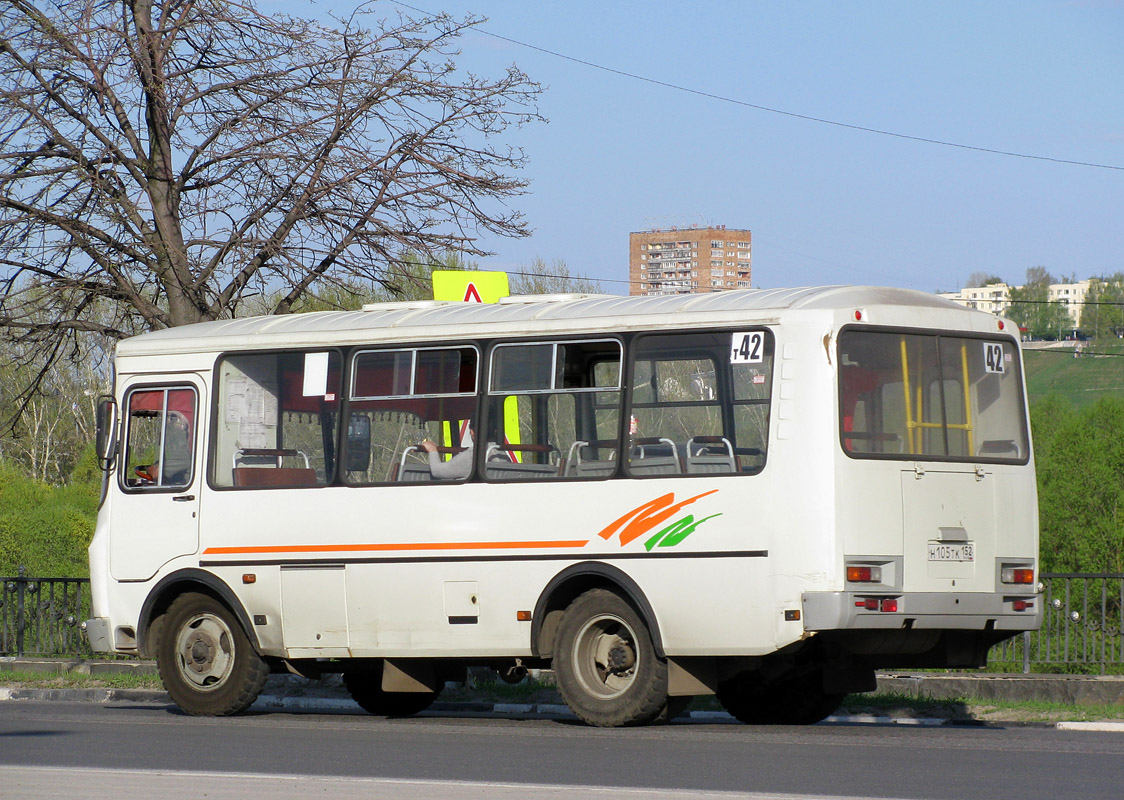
[346,413,371,473]
[95,395,118,469]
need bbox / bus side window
[627,330,774,478]
[212,351,341,488]
[122,386,197,490]
[346,346,478,484]
[486,339,622,481]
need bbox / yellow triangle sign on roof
[432,270,510,304]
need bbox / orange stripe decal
[202,539,589,556]
[597,489,719,546]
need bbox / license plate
[928,542,974,562]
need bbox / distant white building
[940,280,1091,327]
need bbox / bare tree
[965,271,1004,288]
[509,257,604,295]
[0,0,542,403]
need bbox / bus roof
[116,285,975,357]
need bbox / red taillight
[1001,568,1034,585]
[855,598,879,610]
[847,565,883,583]
[1013,599,1034,612]
[880,599,898,613]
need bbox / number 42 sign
[730,331,765,364]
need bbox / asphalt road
[2,702,1121,800]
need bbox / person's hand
[420,439,437,453]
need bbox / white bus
[85,286,1040,726]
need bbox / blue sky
[280,1,1124,294]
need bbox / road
[1,702,1121,800]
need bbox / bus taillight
[846,565,882,583]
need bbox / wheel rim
[175,612,236,691]
[570,613,639,700]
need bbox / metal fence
[1,568,93,658]
[2,569,1122,671]
[989,572,1124,674]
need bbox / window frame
[207,347,345,491]
[350,344,479,401]
[487,338,623,397]
[118,383,199,495]
[482,336,625,483]
[624,327,775,479]
[341,343,481,486]
[836,324,1030,466]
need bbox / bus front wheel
[553,588,673,727]
[156,592,268,716]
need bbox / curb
[1055,721,1124,732]
[0,687,1087,728]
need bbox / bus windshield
[839,329,1028,463]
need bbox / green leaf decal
[644,513,723,551]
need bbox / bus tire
[343,663,439,716]
[553,588,671,727]
[156,592,268,716]
[716,670,843,725]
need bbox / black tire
[155,592,268,716]
[716,670,843,725]
[553,588,671,727]
[343,662,439,716]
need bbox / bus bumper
[81,617,113,653]
[801,591,1043,632]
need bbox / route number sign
[731,332,765,364]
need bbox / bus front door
[109,377,204,582]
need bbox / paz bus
[85,286,1041,726]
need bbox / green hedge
[0,448,100,577]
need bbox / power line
[998,298,1124,308]
[390,1,1124,172]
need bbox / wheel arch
[531,561,665,659]
[138,568,259,657]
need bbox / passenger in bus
[420,425,475,480]
[136,411,192,486]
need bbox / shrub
[0,454,100,577]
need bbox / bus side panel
[197,480,789,659]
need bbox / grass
[0,669,163,690]
[1023,340,1124,409]
[839,691,1124,723]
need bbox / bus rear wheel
[343,662,439,716]
[553,588,673,727]
[155,592,268,716]
[716,669,843,725]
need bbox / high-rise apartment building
[629,226,752,296]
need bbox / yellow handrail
[899,336,974,456]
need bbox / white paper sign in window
[302,351,330,396]
[730,331,765,364]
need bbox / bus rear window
[839,330,1028,463]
